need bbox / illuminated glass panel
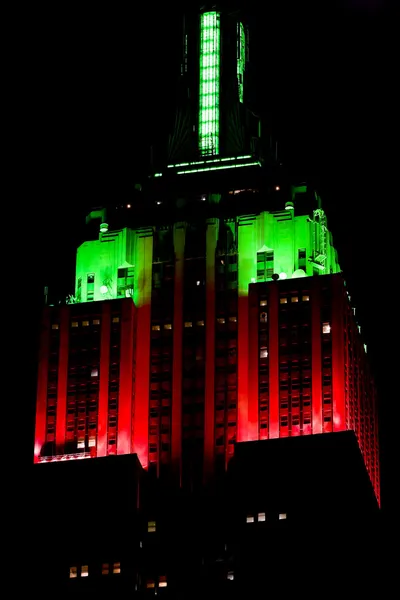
[199,11,220,156]
[237,22,245,103]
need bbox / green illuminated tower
[164,8,261,173]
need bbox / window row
[69,562,121,578]
[246,512,287,523]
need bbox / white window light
[258,512,266,522]
[279,513,287,520]
[113,562,121,574]
[246,515,254,523]
[322,322,331,334]
[69,566,78,579]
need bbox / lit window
[258,512,266,522]
[184,322,192,328]
[77,440,85,449]
[229,316,237,322]
[88,438,96,447]
[159,576,167,588]
[217,317,225,324]
[102,563,109,575]
[196,280,201,286]
[260,312,267,323]
[164,323,172,330]
[291,296,299,303]
[147,580,155,589]
[227,571,234,581]
[91,368,98,378]
[148,520,156,533]
[322,322,331,334]
[260,348,268,359]
[71,321,79,328]
[260,299,267,306]
[197,320,205,326]
[81,565,89,577]
[279,513,287,520]
[152,324,161,331]
[51,323,59,330]
[112,317,120,323]
[69,566,77,578]
[246,515,254,523]
[82,320,89,326]
[280,298,287,304]
[113,562,121,574]
[302,295,309,302]
[93,319,100,325]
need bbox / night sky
[23,1,395,512]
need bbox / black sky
[21,0,396,512]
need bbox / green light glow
[168,155,251,169]
[177,161,260,175]
[199,11,220,156]
[75,212,341,309]
[237,22,245,103]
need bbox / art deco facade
[33,7,379,506]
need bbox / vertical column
[311,277,323,434]
[237,216,256,442]
[248,284,259,441]
[55,306,69,453]
[118,300,135,455]
[34,307,50,463]
[171,223,186,481]
[332,275,346,431]
[97,301,111,457]
[133,229,153,468]
[204,219,218,480]
[268,282,279,439]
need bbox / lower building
[32,431,381,596]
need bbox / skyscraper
[32,7,381,592]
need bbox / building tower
[33,7,380,505]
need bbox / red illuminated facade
[34,298,136,463]
[34,271,380,503]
